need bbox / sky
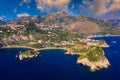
[0,0,120,21]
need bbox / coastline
[77,57,110,71]
[1,45,66,51]
[65,45,110,71]
[87,35,120,39]
[1,44,110,72]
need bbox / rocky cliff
[77,57,110,71]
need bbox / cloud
[80,0,109,17]
[13,8,17,13]
[79,0,120,17]
[0,16,5,20]
[108,0,120,12]
[0,17,3,20]
[17,13,30,17]
[35,0,70,12]
[14,0,120,18]
[19,0,31,6]
[23,0,31,3]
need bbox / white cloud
[19,0,31,6]
[17,13,30,17]
[0,17,3,20]
[0,16,5,20]
[23,0,31,3]
[13,8,17,13]
[35,0,70,12]
[80,0,109,17]
[107,0,120,12]
[80,0,120,17]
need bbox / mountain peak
[56,11,68,15]
[46,11,70,17]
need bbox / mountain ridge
[1,11,120,35]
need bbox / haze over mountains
[104,19,120,26]
[1,11,120,35]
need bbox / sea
[0,36,120,80]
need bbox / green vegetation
[29,43,43,48]
[78,46,104,62]
[78,55,86,60]
[20,50,33,55]
[65,45,73,48]
[18,50,40,60]
[99,40,105,45]
[73,48,87,53]
[0,21,107,63]
[75,42,87,45]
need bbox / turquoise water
[0,36,120,80]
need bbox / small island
[16,50,39,60]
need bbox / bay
[0,36,120,80]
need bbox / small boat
[112,41,117,44]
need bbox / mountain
[104,19,120,26]
[6,11,120,35]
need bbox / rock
[16,50,39,60]
[77,58,110,72]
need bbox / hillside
[5,11,120,35]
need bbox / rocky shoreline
[16,50,39,60]
[65,45,110,71]
[99,42,109,48]
[2,44,110,71]
[66,51,110,71]
[77,57,110,71]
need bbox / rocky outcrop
[16,50,39,60]
[99,41,109,48]
[77,57,110,71]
